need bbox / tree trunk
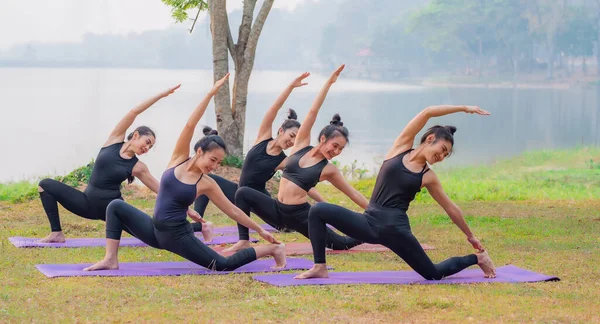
[207,0,274,158]
[547,43,555,80]
[208,0,238,156]
[477,37,483,78]
[512,56,518,87]
[232,0,274,156]
[597,22,600,76]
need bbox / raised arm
[293,65,345,153]
[388,105,490,158]
[104,85,181,147]
[255,72,310,144]
[168,74,229,168]
[423,170,484,251]
[323,165,368,210]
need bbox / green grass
[1,147,599,322]
[328,147,600,203]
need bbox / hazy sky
[0,0,310,49]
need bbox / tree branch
[225,16,236,63]
[242,0,274,76]
[188,5,203,34]
[237,0,257,53]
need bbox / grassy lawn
[1,148,599,323]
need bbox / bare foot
[223,240,252,253]
[38,232,66,243]
[294,264,329,279]
[271,243,287,270]
[201,221,215,243]
[476,250,496,278]
[83,257,119,271]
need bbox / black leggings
[193,174,276,236]
[105,200,257,271]
[235,186,363,249]
[38,178,116,232]
[308,202,478,280]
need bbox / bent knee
[38,178,55,192]
[234,186,250,198]
[308,202,331,219]
[234,187,252,204]
[106,199,127,214]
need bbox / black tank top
[153,158,203,222]
[369,149,429,212]
[84,142,138,200]
[239,138,286,190]
[281,146,328,192]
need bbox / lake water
[1,67,599,182]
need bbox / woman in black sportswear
[231,65,366,252]
[36,85,180,243]
[83,74,286,272]
[295,105,497,280]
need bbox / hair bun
[445,125,457,135]
[287,108,298,120]
[203,126,218,136]
[330,113,343,126]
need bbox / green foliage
[54,160,95,187]
[221,155,244,169]
[556,7,597,59]
[340,160,370,181]
[0,181,38,203]
[586,158,600,170]
[162,0,208,23]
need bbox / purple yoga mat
[35,258,320,278]
[8,235,257,248]
[252,265,560,286]
[210,223,278,234]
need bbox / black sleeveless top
[239,138,286,190]
[281,146,328,192]
[369,149,429,213]
[84,142,138,200]
[153,158,203,222]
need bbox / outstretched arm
[307,188,326,203]
[255,72,310,144]
[168,74,229,168]
[324,165,368,210]
[424,170,484,251]
[293,65,345,153]
[104,85,180,146]
[132,162,160,194]
[388,105,490,158]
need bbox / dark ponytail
[194,126,226,153]
[280,108,301,130]
[420,125,457,147]
[125,126,156,184]
[127,126,156,142]
[202,126,219,136]
[318,113,349,143]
